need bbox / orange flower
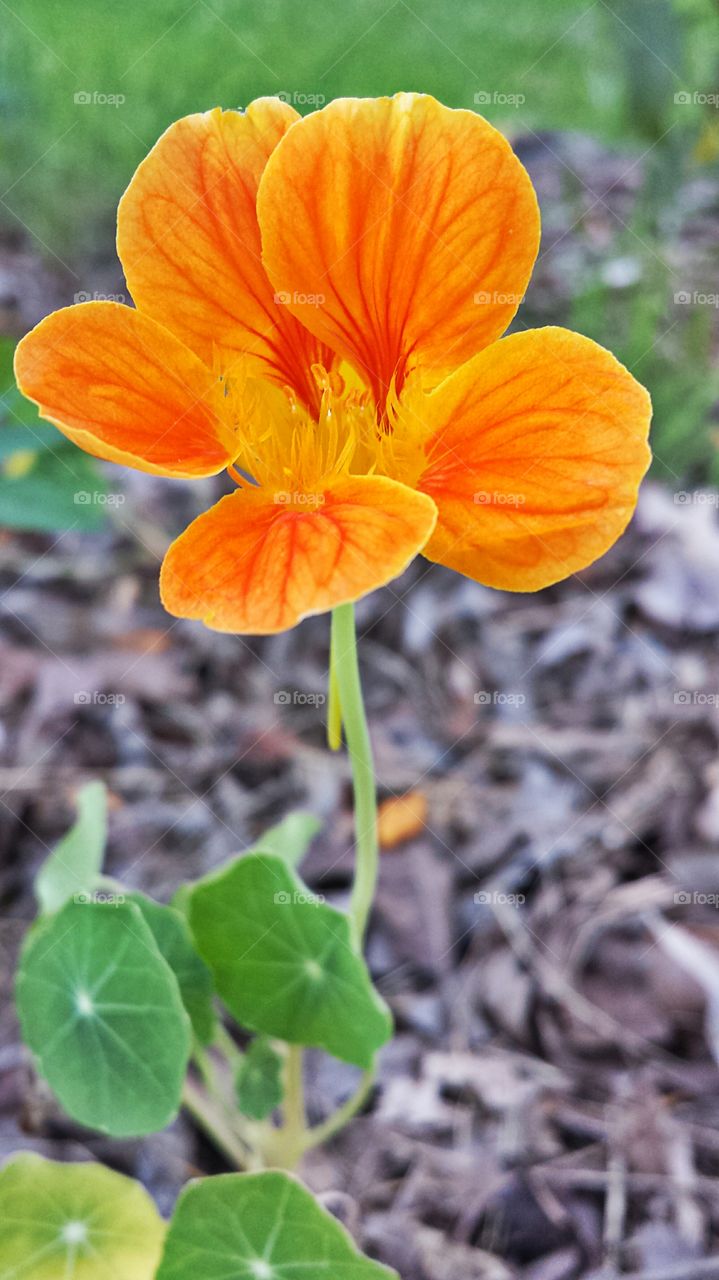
[14,94,651,634]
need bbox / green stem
[326,634,343,751]
[271,1044,306,1170]
[182,1077,251,1170]
[302,1066,375,1151]
[331,603,379,946]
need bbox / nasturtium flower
[14,94,651,634]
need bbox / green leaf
[35,780,108,914]
[236,1037,284,1121]
[0,1151,165,1279]
[189,854,391,1069]
[0,339,108,532]
[16,900,192,1136]
[0,446,108,532]
[249,811,323,869]
[155,1170,397,1279]
[127,893,217,1044]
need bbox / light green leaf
[189,854,391,1069]
[236,1038,284,1121]
[35,780,108,914]
[16,900,191,1136]
[0,1151,165,1279]
[249,811,323,869]
[127,893,216,1044]
[155,1170,397,1279]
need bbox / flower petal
[257,93,540,405]
[14,302,234,477]
[411,327,651,591]
[160,476,437,634]
[117,101,332,408]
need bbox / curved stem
[302,1066,375,1151]
[331,603,379,946]
[182,1077,251,1170]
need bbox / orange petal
[412,328,651,591]
[160,476,437,634]
[14,302,234,477]
[117,101,332,409]
[257,93,540,406]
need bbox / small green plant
[11,779,396,1275]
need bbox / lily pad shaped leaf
[0,1151,165,1279]
[127,892,217,1044]
[16,900,191,1136]
[189,854,392,1068]
[155,1170,397,1280]
[35,779,108,914]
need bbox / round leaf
[189,854,392,1069]
[156,1170,397,1279]
[0,1151,165,1279]
[16,900,192,1136]
[127,893,216,1044]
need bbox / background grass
[0,0,717,500]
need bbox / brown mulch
[2,130,719,1279]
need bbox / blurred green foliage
[1,0,715,250]
[0,338,107,530]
